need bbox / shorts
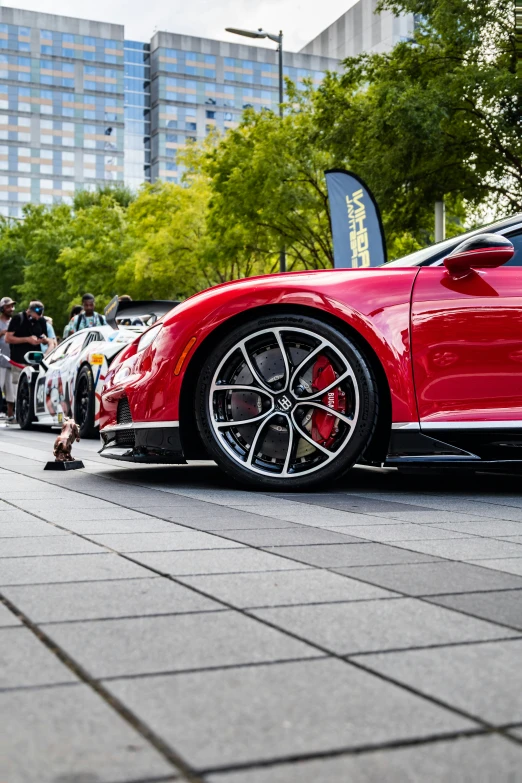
[0,366,15,403]
[11,365,21,386]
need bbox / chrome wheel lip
[209,326,361,479]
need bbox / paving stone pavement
[2,427,522,782]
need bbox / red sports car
[99,214,522,489]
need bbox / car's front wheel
[74,366,97,439]
[195,314,379,490]
[16,374,35,430]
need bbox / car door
[40,331,89,421]
[411,228,522,431]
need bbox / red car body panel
[100,268,420,430]
[412,267,522,423]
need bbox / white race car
[16,300,178,437]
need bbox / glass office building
[149,31,336,183]
[300,0,414,58]
[0,7,338,215]
[124,40,150,189]
[0,7,125,217]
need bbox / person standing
[0,296,16,421]
[6,301,49,367]
[68,293,107,333]
[63,304,82,339]
[42,316,57,353]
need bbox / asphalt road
[2,423,522,782]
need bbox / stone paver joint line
[3,431,522,781]
[0,592,205,783]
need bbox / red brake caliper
[310,356,346,447]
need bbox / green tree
[58,194,129,314]
[0,216,29,302]
[315,0,521,244]
[117,178,210,299]
[202,90,335,275]
[1,204,74,331]
[73,183,135,210]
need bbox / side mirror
[24,350,47,369]
[444,233,514,277]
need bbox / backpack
[75,311,106,331]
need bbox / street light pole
[277,30,283,119]
[226,25,286,272]
[277,32,286,273]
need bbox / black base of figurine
[44,460,84,471]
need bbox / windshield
[385,214,522,267]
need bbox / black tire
[16,373,35,430]
[74,365,98,439]
[195,313,379,490]
[63,382,73,418]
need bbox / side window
[48,332,85,364]
[47,335,74,364]
[83,332,94,347]
[84,331,102,345]
[504,231,522,266]
[45,345,63,364]
[68,332,89,357]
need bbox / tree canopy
[315,0,520,239]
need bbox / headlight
[113,365,131,385]
[137,324,162,353]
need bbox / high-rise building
[124,39,151,189]
[0,6,125,218]
[148,31,336,183]
[300,0,414,59]
[0,5,395,217]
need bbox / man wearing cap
[0,296,16,420]
[6,301,49,369]
[68,293,107,333]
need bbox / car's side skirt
[386,424,522,466]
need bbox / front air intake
[116,429,135,446]
[116,397,135,446]
[117,397,133,425]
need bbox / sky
[4,0,357,50]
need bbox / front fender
[100,268,419,428]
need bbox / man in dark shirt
[6,301,49,365]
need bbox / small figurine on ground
[53,417,80,462]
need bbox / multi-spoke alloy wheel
[196,315,378,489]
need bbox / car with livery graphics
[98,215,522,489]
[16,300,177,438]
